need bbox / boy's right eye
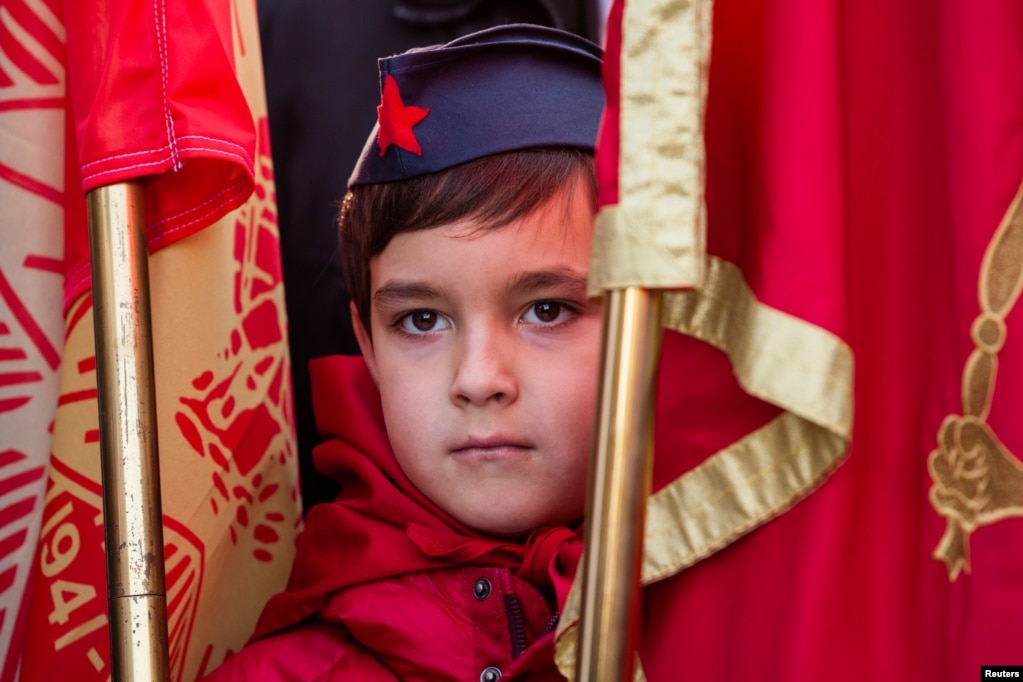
[396,310,451,335]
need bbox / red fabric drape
[600,0,1023,678]
[61,0,256,308]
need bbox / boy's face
[353,177,601,537]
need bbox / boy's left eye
[521,301,573,325]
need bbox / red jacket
[204,356,582,681]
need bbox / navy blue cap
[348,23,604,188]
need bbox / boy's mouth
[451,435,532,459]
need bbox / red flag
[60,0,256,305]
[2,0,301,679]
[558,0,1023,678]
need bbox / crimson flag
[557,0,1023,678]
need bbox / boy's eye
[397,310,451,335]
[522,301,573,325]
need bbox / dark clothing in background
[257,0,601,510]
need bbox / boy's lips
[450,435,532,458]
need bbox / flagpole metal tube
[87,181,171,682]
[576,286,662,682]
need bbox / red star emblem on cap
[376,74,430,157]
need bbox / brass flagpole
[572,0,712,675]
[87,181,171,682]
[576,286,663,682]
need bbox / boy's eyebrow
[373,269,589,307]
[506,268,589,296]
[372,280,444,307]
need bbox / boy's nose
[450,327,518,407]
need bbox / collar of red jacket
[250,355,581,641]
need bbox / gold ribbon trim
[570,0,854,673]
[558,256,853,678]
[661,258,852,435]
[643,410,847,581]
[588,0,714,293]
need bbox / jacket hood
[250,355,581,641]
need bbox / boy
[206,24,604,681]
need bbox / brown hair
[339,148,596,330]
